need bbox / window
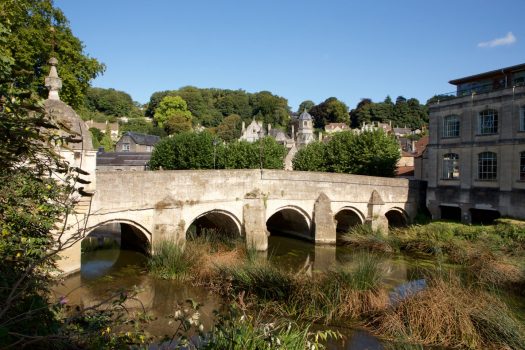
[478,152,497,180]
[520,106,525,131]
[442,153,459,179]
[122,143,130,152]
[520,152,525,181]
[442,115,460,138]
[478,109,498,135]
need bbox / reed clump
[372,276,525,349]
[147,239,198,280]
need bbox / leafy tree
[153,95,193,130]
[217,137,286,170]
[309,97,349,128]
[100,124,114,152]
[426,94,455,105]
[89,127,103,148]
[293,130,400,177]
[164,112,193,135]
[149,131,216,170]
[297,100,315,114]
[216,114,242,142]
[84,87,136,117]
[292,142,327,171]
[1,0,105,109]
[120,118,166,137]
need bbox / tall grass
[147,239,198,280]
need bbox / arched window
[442,153,459,179]
[442,115,460,138]
[478,109,498,135]
[520,151,525,181]
[478,152,497,180]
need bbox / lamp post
[258,129,264,174]
[213,139,219,169]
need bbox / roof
[414,135,428,157]
[97,152,152,166]
[269,129,290,142]
[123,132,160,146]
[449,63,525,85]
[397,166,415,177]
[325,123,349,130]
[298,110,313,121]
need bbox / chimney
[268,123,271,133]
[291,125,295,138]
[319,132,322,141]
[242,121,246,133]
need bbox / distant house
[96,151,152,171]
[115,132,160,152]
[397,135,429,179]
[239,120,265,142]
[324,123,349,133]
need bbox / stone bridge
[59,169,421,274]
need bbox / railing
[429,81,525,106]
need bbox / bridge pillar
[313,192,336,244]
[153,200,185,247]
[243,199,268,251]
[366,190,388,234]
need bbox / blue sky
[55,0,525,111]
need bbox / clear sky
[55,0,525,111]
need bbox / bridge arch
[385,207,409,227]
[266,205,313,241]
[186,209,243,239]
[334,206,365,234]
[84,219,151,255]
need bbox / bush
[148,239,197,280]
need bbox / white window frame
[478,109,498,135]
[122,143,130,152]
[478,152,497,180]
[442,115,460,138]
[442,153,459,179]
[520,151,525,181]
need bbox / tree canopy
[349,96,428,129]
[153,95,193,132]
[149,132,286,170]
[309,97,349,128]
[293,130,400,177]
[145,87,291,129]
[0,0,105,109]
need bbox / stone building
[296,109,315,148]
[423,63,525,223]
[239,119,265,142]
[115,131,160,152]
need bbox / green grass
[147,239,197,280]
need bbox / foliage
[149,131,216,170]
[216,114,242,142]
[309,97,349,128]
[154,95,193,130]
[150,133,286,170]
[119,118,166,137]
[297,100,315,114]
[349,96,428,129]
[145,87,290,128]
[165,112,193,135]
[148,239,198,280]
[89,127,104,148]
[84,87,142,118]
[292,142,328,172]
[0,0,105,109]
[292,130,400,177]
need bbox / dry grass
[372,276,525,349]
[339,233,394,253]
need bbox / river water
[52,235,470,349]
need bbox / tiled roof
[298,110,313,121]
[124,132,160,146]
[97,152,151,166]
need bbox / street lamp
[258,129,264,173]
[213,139,219,169]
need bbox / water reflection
[55,235,450,349]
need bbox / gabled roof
[123,132,160,146]
[325,123,349,130]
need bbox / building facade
[115,132,160,152]
[424,63,525,223]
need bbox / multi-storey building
[423,63,525,223]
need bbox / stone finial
[45,57,62,100]
[368,190,384,205]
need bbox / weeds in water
[147,239,197,280]
[328,252,382,291]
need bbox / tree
[293,130,400,177]
[216,114,242,142]
[84,87,136,117]
[309,97,349,128]
[153,95,193,131]
[297,100,315,113]
[164,112,193,135]
[292,142,327,171]
[1,0,105,109]
[120,118,166,137]
[89,127,103,148]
